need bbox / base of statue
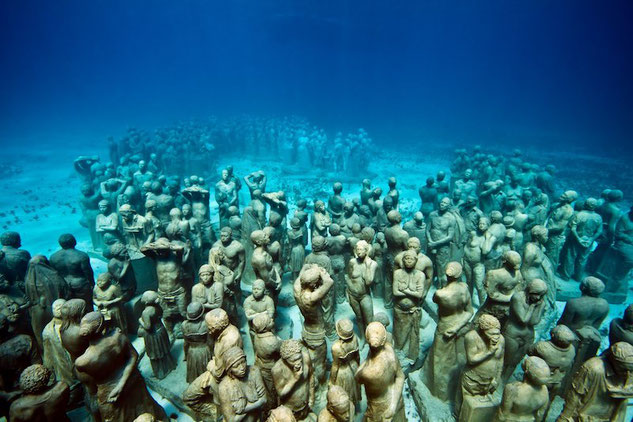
[458,393,500,422]
[407,369,456,422]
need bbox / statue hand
[107,385,123,403]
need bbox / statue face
[252,284,264,299]
[439,198,451,211]
[220,230,231,243]
[478,219,489,232]
[230,358,247,378]
[403,254,417,269]
[221,169,229,182]
[97,277,110,289]
[286,353,303,372]
[182,205,192,218]
[200,271,213,285]
[355,245,368,259]
[99,203,109,213]
[483,327,501,345]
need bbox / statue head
[333,182,343,194]
[280,340,304,372]
[0,231,21,248]
[502,251,522,271]
[526,279,547,304]
[314,200,325,213]
[19,364,51,395]
[360,227,375,243]
[118,204,135,221]
[79,311,105,340]
[531,225,548,244]
[252,279,266,299]
[267,406,296,422]
[252,312,274,334]
[329,223,341,236]
[445,261,463,283]
[299,265,322,289]
[490,211,503,224]
[522,356,550,386]
[413,211,424,224]
[138,160,147,171]
[220,227,233,243]
[221,168,229,182]
[402,249,418,270]
[98,200,111,214]
[326,385,351,420]
[61,298,87,327]
[224,346,247,379]
[199,264,214,286]
[311,235,327,252]
[140,290,160,306]
[476,314,501,345]
[477,216,490,232]
[386,209,401,225]
[290,218,301,230]
[560,190,578,204]
[362,179,371,188]
[296,198,307,210]
[388,177,397,188]
[580,276,605,297]
[437,171,446,181]
[608,342,633,375]
[407,237,421,253]
[96,273,111,289]
[186,302,204,321]
[584,197,598,211]
[372,187,382,198]
[464,169,473,179]
[58,233,77,249]
[550,324,575,348]
[52,298,66,319]
[205,308,229,336]
[426,177,434,187]
[373,311,390,328]
[182,203,192,218]
[335,319,354,341]
[382,195,394,211]
[365,321,387,350]
[250,230,269,247]
[608,189,624,202]
[354,240,370,259]
[439,197,451,212]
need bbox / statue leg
[359,294,374,336]
[473,263,486,306]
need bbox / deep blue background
[1,0,631,154]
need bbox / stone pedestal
[407,369,456,422]
[459,393,500,422]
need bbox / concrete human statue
[182,203,204,268]
[95,199,119,251]
[252,313,281,411]
[133,159,155,188]
[244,279,275,339]
[557,341,633,422]
[24,255,70,349]
[387,176,399,210]
[251,229,282,303]
[213,227,245,298]
[610,304,633,347]
[495,356,550,422]
[244,170,267,198]
[303,235,336,337]
[329,318,360,406]
[0,231,31,288]
[272,339,315,421]
[327,182,345,224]
[478,250,523,328]
[78,183,102,249]
[522,225,556,309]
[403,211,427,252]
[463,216,494,305]
[375,194,394,232]
[461,195,484,234]
[143,199,164,241]
[355,321,405,422]
[217,346,267,422]
[501,279,547,382]
[49,233,94,309]
[528,324,576,409]
[345,240,376,337]
[384,209,409,308]
[137,290,176,379]
[436,170,450,195]
[8,364,70,422]
[318,385,354,422]
[288,218,306,281]
[267,405,297,422]
[423,261,473,402]
[164,207,190,243]
[559,197,603,280]
[93,272,127,333]
[326,224,347,304]
[183,308,243,422]
[419,177,438,219]
[191,264,224,314]
[311,200,332,239]
[485,211,507,270]
[140,238,188,338]
[545,190,578,270]
[455,168,477,202]
[118,204,152,253]
[106,241,137,301]
[360,179,373,206]
[74,311,167,422]
[294,263,334,388]
[215,168,238,227]
[459,314,505,422]
[427,196,457,287]
[392,249,428,361]
[42,299,74,388]
[182,302,212,383]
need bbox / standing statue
[427,197,457,287]
[294,264,334,388]
[495,356,550,422]
[217,346,267,422]
[559,197,602,281]
[93,272,127,333]
[244,279,275,339]
[140,238,188,337]
[251,230,281,303]
[288,218,306,281]
[384,210,410,310]
[244,171,267,198]
[327,182,345,224]
[609,304,633,347]
[311,200,332,240]
[522,225,556,309]
[191,264,224,313]
[137,291,176,379]
[74,311,167,422]
[118,204,152,254]
[215,169,238,228]
[557,342,633,422]
[9,364,70,422]
[0,231,31,289]
[252,313,281,411]
[501,279,547,382]
[478,251,523,328]
[304,236,335,338]
[182,302,212,383]
[42,299,74,387]
[392,249,429,361]
[327,224,348,305]
[355,322,405,422]
[49,234,94,309]
[95,200,120,251]
[419,177,438,219]
[24,255,70,349]
[272,339,315,421]
[213,227,246,301]
[463,217,493,305]
[545,190,578,270]
[423,262,473,402]
[345,240,376,336]
[459,314,505,422]
[329,319,360,406]
[106,242,137,301]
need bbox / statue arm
[387,357,405,419]
[242,368,267,413]
[510,295,534,325]
[109,337,138,403]
[464,333,495,365]
[209,284,224,310]
[236,247,245,281]
[497,383,517,421]
[313,268,334,300]
[365,260,377,286]
[558,364,594,420]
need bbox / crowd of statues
[0,141,632,422]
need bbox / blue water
[1,0,632,156]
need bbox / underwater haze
[1,0,632,155]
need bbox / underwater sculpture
[49,234,94,310]
[345,240,376,337]
[93,272,127,333]
[329,318,360,405]
[138,290,176,379]
[272,339,315,421]
[495,356,550,422]
[9,364,70,422]
[427,197,456,287]
[182,302,212,383]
